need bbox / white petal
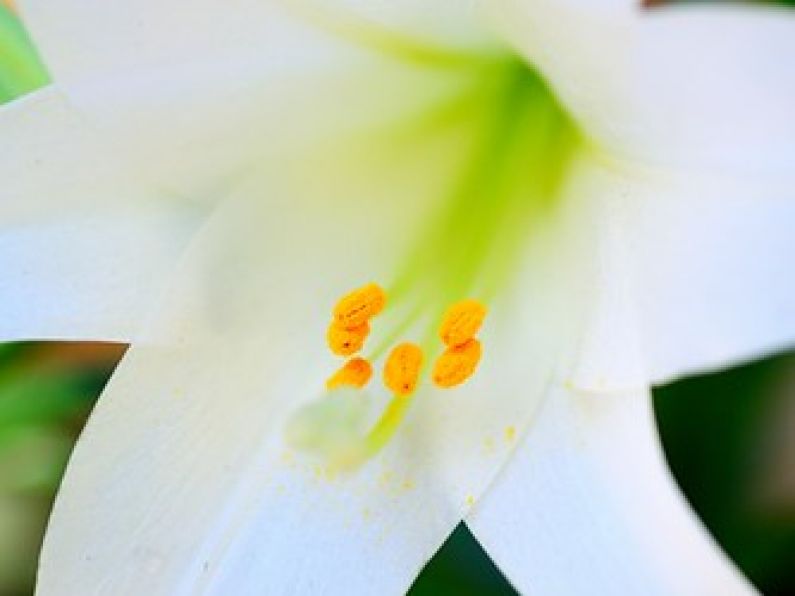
[625,170,795,385]
[20,0,497,83]
[485,2,795,175]
[559,156,795,391]
[37,125,596,594]
[0,87,203,342]
[468,382,757,596]
[18,1,487,194]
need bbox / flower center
[286,58,581,472]
[330,287,487,393]
[289,283,488,471]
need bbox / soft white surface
[563,158,795,390]
[0,87,201,342]
[468,381,757,595]
[20,0,498,82]
[19,0,485,195]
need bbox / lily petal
[37,128,594,594]
[466,151,792,594]
[20,0,497,81]
[0,86,203,342]
[467,382,757,596]
[486,1,795,175]
[18,0,485,194]
[566,158,795,390]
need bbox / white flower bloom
[1,1,794,594]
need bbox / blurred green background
[1,3,794,595]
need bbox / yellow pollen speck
[439,299,487,347]
[326,320,369,356]
[465,494,475,507]
[432,338,482,388]
[504,426,516,442]
[333,283,386,329]
[378,470,394,487]
[326,357,373,390]
[312,464,324,480]
[384,342,424,396]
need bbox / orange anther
[432,338,482,388]
[326,320,369,356]
[383,342,424,396]
[326,357,373,390]
[333,283,386,329]
[439,299,487,347]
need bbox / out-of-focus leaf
[0,426,72,493]
[655,353,795,595]
[410,525,515,595]
[0,370,94,428]
[0,5,48,103]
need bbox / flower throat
[286,59,581,472]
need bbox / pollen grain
[439,299,487,347]
[384,342,424,396]
[327,320,370,356]
[432,338,482,388]
[333,283,387,329]
[326,357,373,390]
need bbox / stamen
[432,338,482,388]
[383,342,424,396]
[326,357,373,390]
[439,299,487,347]
[288,58,580,472]
[333,283,387,329]
[326,320,370,356]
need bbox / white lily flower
[1,0,794,594]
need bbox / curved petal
[37,123,595,594]
[485,1,795,176]
[18,1,489,195]
[0,86,203,342]
[467,382,757,596]
[531,155,778,590]
[564,157,795,390]
[622,168,795,385]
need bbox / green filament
[356,59,581,464]
[290,57,582,471]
